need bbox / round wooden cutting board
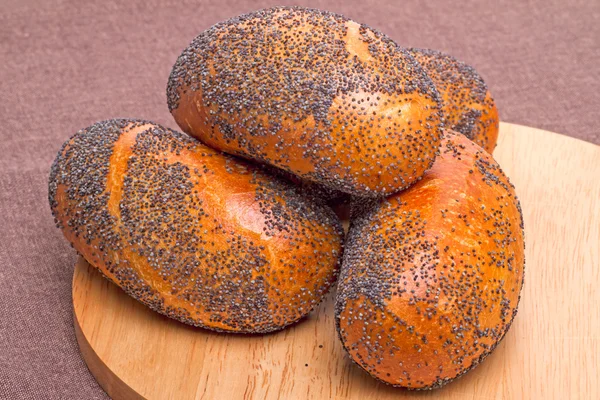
[72,123,599,400]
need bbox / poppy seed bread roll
[49,119,343,333]
[336,131,524,389]
[167,6,443,197]
[409,48,499,153]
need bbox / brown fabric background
[0,0,598,398]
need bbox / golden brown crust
[335,131,524,389]
[409,48,499,153]
[49,119,343,333]
[167,6,443,197]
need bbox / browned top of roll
[409,48,499,152]
[336,131,524,388]
[49,119,343,333]
[167,6,443,197]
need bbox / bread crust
[167,6,443,197]
[49,119,343,333]
[409,48,499,153]
[336,131,524,388]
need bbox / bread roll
[336,131,524,388]
[409,48,499,152]
[49,119,343,333]
[167,6,443,197]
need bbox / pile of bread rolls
[49,6,524,390]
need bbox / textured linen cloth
[0,0,598,398]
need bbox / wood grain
[72,123,600,400]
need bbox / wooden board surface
[72,123,600,400]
